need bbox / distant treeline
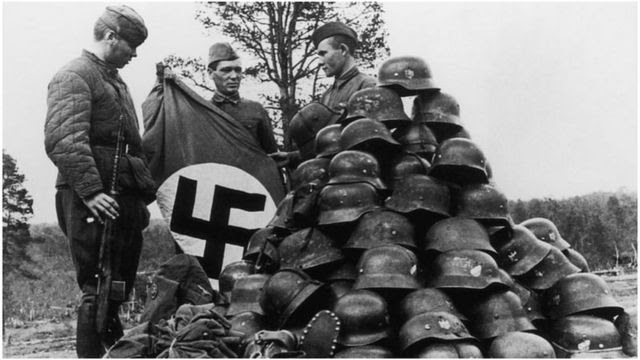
[508,190,637,270]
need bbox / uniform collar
[82,49,119,78]
[212,90,241,105]
[332,65,360,89]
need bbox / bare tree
[163,2,389,148]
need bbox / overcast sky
[2,1,637,223]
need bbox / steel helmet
[427,249,508,291]
[229,311,267,354]
[259,268,331,328]
[277,227,344,275]
[468,290,536,339]
[563,248,590,272]
[385,174,451,219]
[219,260,256,301]
[385,152,431,185]
[332,289,393,346]
[398,311,477,353]
[423,217,496,256]
[340,117,401,152]
[345,87,411,128]
[244,227,280,273]
[516,283,548,328]
[520,217,571,251]
[354,244,421,292]
[542,272,623,320]
[327,150,387,190]
[317,182,381,226]
[314,124,342,159]
[497,225,552,276]
[291,157,330,191]
[227,274,271,317]
[517,246,580,290]
[298,310,342,358]
[392,123,438,160]
[267,192,296,234]
[429,138,489,186]
[326,262,357,299]
[409,341,483,358]
[549,315,624,358]
[412,92,463,132]
[454,183,511,227]
[399,288,467,323]
[334,345,395,358]
[344,209,416,253]
[488,331,555,358]
[289,102,344,160]
[378,56,439,96]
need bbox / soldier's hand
[82,192,120,224]
[268,151,291,168]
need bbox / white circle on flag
[156,163,277,269]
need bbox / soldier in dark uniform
[44,5,155,357]
[313,21,376,111]
[207,42,279,154]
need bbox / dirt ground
[3,273,637,358]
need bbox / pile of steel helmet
[215,56,632,358]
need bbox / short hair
[93,18,112,41]
[328,35,357,56]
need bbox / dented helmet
[385,174,450,219]
[549,315,624,358]
[327,150,386,190]
[520,217,571,251]
[332,289,393,346]
[340,117,401,152]
[291,157,330,191]
[317,182,381,226]
[378,56,439,97]
[314,124,342,159]
[423,217,496,256]
[468,290,536,339]
[227,274,271,317]
[290,102,344,160]
[412,92,463,132]
[543,272,623,320]
[219,260,256,301]
[354,244,421,292]
[429,138,489,186]
[517,246,580,290]
[344,209,417,253]
[427,249,508,291]
[345,87,411,128]
[399,311,477,353]
[454,183,511,227]
[488,331,555,358]
[392,123,438,160]
[399,288,467,323]
[497,225,552,276]
[278,227,344,275]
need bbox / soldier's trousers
[55,188,149,357]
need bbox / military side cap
[100,5,148,47]
[312,21,357,47]
[208,42,239,68]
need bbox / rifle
[96,113,127,335]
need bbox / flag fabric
[142,70,285,283]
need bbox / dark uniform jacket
[321,65,376,112]
[211,92,279,154]
[45,50,154,200]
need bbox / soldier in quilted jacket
[44,5,154,357]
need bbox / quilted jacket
[45,50,152,199]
